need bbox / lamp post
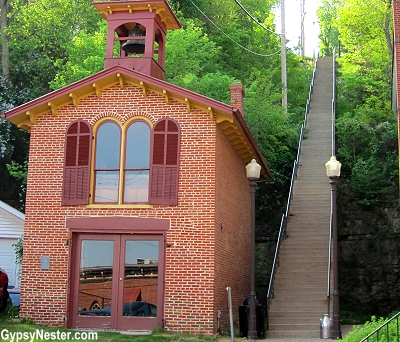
[246,159,261,340]
[325,156,342,340]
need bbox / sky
[274,0,322,58]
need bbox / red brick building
[2,0,271,335]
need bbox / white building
[0,201,24,288]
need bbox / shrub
[343,314,400,342]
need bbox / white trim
[0,200,25,220]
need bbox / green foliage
[244,60,312,228]
[164,20,237,103]
[12,237,23,270]
[6,0,101,100]
[0,118,29,211]
[50,22,107,89]
[317,0,340,56]
[343,314,400,342]
[326,0,399,209]
[7,161,28,184]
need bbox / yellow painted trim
[86,204,153,209]
[26,111,36,124]
[107,5,112,14]
[127,4,132,13]
[92,83,101,98]
[208,106,214,120]
[140,81,147,97]
[216,113,233,123]
[163,90,169,104]
[125,116,153,128]
[147,4,153,12]
[118,124,126,204]
[69,92,79,107]
[117,73,125,88]
[48,102,58,116]
[184,98,191,112]
[17,119,31,129]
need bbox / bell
[122,24,146,54]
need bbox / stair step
[271,291,327,299]
[266,330,320,338]
[271,298,326,307]
[268,323,321,332]
[269,308,326,314]
[269,316,323,325]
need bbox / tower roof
[93,0,181,30]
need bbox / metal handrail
[360,312,400,342]
[327,48,337,315]
[266,53,319,325]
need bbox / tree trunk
[384,0,393,59]
[1,0,11,76]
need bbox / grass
[0,306,227,342]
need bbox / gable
[0,201,24,238]
[2,65,271,177]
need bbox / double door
[70,234,164,330]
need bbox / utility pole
[281,0,287,112]
[301,0,306,57]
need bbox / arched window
[63,117,180,206]
[124,121,151,203]
[94,122,121,203]
[62,120,92,205]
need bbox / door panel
[73,236,118,329]
[70,233,164,330]
[118,239,159,330]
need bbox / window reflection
[78,240,114,315]
[123,240,159,317]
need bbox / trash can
[239,297,266,338]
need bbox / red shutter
[62,120,92,205]
[149,118,180,205]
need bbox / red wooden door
[70,234,164,330]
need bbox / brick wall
[214,125,251,334]
[20,84,250,335]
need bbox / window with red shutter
[62,120,92,205]
[149,118,180,205]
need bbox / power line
[187,0,281,57]
[233,0,283,36]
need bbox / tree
[317,0,340,56]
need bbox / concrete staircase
[266,57,334,338]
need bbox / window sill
[86,204,153,209]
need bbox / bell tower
[93,0,181,80]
